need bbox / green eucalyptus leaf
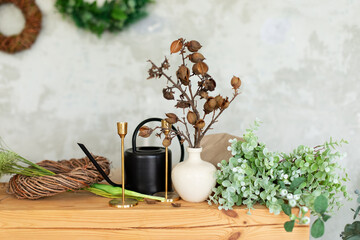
[294,189,302,195]
[322,214,331,222]
[347,236,360,240]
[311,163,318,171]
[289,177,306,191]
[311,218,325,238]
[314,195,328,214]
[281,204,292,216]
[341,221,360,240]
[222,180,231,188]
[354,206,360,220]
[284,220,295,232]
[299,182,307,189]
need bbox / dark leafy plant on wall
[341,189,360,240]
[55,0,151,36]
[209,121,350,238]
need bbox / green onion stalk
[85,183,165,201]
[0,144,164,201]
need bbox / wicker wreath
[7,156,110,199]
[0,0,42,54]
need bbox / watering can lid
[125,146,166,155]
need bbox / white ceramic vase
[172,148,216,202]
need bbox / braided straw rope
[7,156,110,199]
[0,0,42,53]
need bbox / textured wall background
[0,0,359,238]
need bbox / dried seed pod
[204,79,216,91]
[139,126,153,138]
[204,97,217,114]
[162,88,174,100]
[187,111,197,125]
[215,95,224,109]
[231,76,241,89]
[207,97,217,108]
[192,62,208,76]
[189,53,205,63]
[162,137,172,147]
[161,58,170,70]
[165,113,178,124]
[177,65,190,85]
[170,39,183,54]
[175,100,191,108]
[199,90,209,99]
[166,113,178,119]
[195,119,205,129]
[186,40,202,52]
[221,97,230,110]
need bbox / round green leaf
[314,195,328,214]
[284,220,295,232]
[281,204,292,216]
[311,218,325,238]
[222,180,231,187]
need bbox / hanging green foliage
[55,0,152,36]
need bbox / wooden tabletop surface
[0,182,310,240]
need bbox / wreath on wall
[55,0,151,36]
[0,0,42,54]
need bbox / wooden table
[0,183,309,240]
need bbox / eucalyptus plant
[208,121,350,238]
[341,189,360,240]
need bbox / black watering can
[77,117,184,195]
[124,117,184,194]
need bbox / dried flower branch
[142,38,242,148]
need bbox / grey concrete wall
[0,0,359,239]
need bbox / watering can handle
[132,117,185,162]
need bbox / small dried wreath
[0,0,42,54]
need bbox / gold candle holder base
[153,192,180,202]
[109,198,138,208]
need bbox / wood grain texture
[0,183,310,239]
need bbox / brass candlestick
[153,120,180,202]
[109,122,138,208]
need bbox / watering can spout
[77,143,122,187]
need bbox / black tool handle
[77,143,122,187]
[131,117,185,162]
